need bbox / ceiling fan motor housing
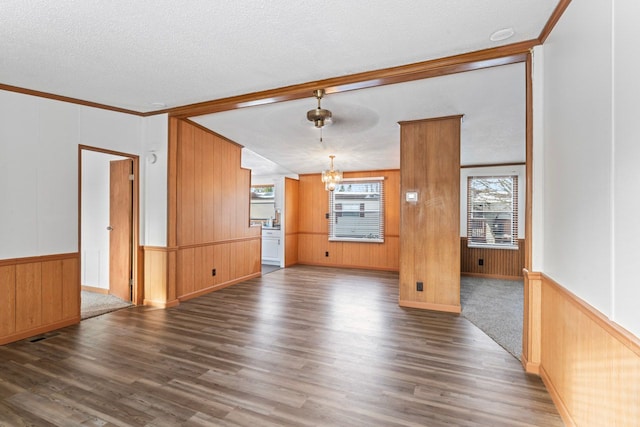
[307,89,332,128]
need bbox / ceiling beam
[538,0,573,44]
[168,39,538,119]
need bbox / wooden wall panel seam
[0,252,79,267]
[141,246,178,252]
[176,236,261,250]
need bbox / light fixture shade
[321,155,342,191]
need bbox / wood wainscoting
[523,270,640,426]
[176,238,261,301]
[0,253,80,345]
[297,233,400,271]
[461,238,525,279]
[141,246,178,308]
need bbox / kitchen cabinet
[262,228,281,265]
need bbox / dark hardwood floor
[0,266,562,426]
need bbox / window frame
[328,177,385,243]
[466,174,519,250]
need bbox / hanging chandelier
[321,155,343,191]
[307,89,332,128]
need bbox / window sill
[467,244,519,250]
[329,238,384,243]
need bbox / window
[467,175,518,249]
[329,177,384,243]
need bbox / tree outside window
[467,175,518,249]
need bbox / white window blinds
[328,177,384,243]
[467,175,518,249]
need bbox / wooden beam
[169,40,537,118]
[538,0,573,44]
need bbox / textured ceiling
[193,62,526,174]
[0,0,560,174]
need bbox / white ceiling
[1,0,560,175]
[193,62,526,174]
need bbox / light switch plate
[405,191,418,202]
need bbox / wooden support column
[399,115,462,313]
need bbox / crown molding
[0,83,146,116]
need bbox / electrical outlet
[416,281,423,292]
[212,268,216,276]
[325,251,329,257]
[478,259,484,266]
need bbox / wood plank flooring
[0,266,563,426]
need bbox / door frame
[78,145,142,305]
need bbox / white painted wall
[542,0,612,317]
[81,151,127,289]
[0,90,168,259]
[541,0,639,337]
[612,0,640,335]
[460,165,525,239]
[1,92,78,258]
[142,114,168,247]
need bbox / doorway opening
[79,146,140,318]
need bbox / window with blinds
[329,177,384,243]
[467,175,518,249]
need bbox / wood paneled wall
[141,246,178,308]
[399,116,461,313]
[523,271,640,426]
[176,121,257,245]
[296,170,400,271]
[147,119,261,305]
[460,238,525,278]
[0,253,79,345]
[284,178,299,267]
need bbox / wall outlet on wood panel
[478,259,484,266]
[325,251,329,257]
[212,269,216,276]
[416,281,423,292]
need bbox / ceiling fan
[306,89,332,128]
